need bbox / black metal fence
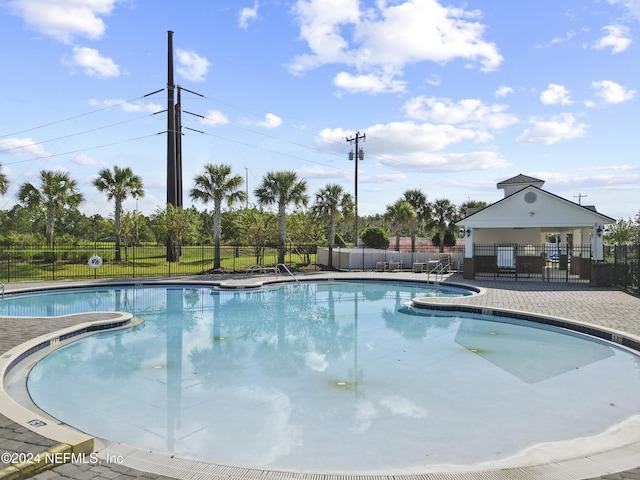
[2,241,637,292]
[472,244,594,282]
[605,244,639,293]
[0,243,319,282]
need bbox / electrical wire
[1,133,162,167]
[0,95,157,140]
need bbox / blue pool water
[10,282,640,473]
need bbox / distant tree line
[0,162,635,264]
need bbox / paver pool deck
[0,271,639,480]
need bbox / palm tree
[18,170,83,245]
[403,189,429,252]
[190,163,246,269]
[384,200,415,251]
[93,165,144,261]
[0,165,8,195]
[254,171,308,264]
[459,199,488,218]
[312,183,354,246]
[429,198,458,252]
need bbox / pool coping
[0,312,140,479]
[1,274,640,480]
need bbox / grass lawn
[0,244,318,282]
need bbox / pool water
[14,282,640,473]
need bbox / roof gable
[496,174,545,187]
[458,185,615,228]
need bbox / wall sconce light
[466,228,471,237]
[596,225,604,237]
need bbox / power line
[0,94,161,140]
[0,113,159,155]
[0,133,162,167]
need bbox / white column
[464,227,473,258]
[593,224,604,261]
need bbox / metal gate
[473,244,592,282]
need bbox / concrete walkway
[0,273,639,479]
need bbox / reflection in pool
[17,282,640,473]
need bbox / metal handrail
[1,282,4,300]
[276,263,300,284]
[427,262,449,284]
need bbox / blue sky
[0,0,639,222]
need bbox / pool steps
[409,297,640,354]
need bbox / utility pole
[346,131,365,246]
[245,167,249,209]
[165,31,205,261]
[167,30,177,207]
[574,193,587,205]
[175,84,182,207]
[167,31,205,209]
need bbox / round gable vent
[524,191,537,204]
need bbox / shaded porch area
[464,243,604,283]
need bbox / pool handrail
[276,263,300,284]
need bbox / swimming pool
[8,281,640,473]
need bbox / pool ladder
[1,282,4,300]
[276,264,300,285]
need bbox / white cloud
[71,154,97,166]
[550,30,576,45]
[355,1,503,71]
[318,122,478,154]
[289,0,502,94]
[176,48,211,82]
[403,96,518,130]
[379,396,427,418]
[67,46,120,79]
[296,166,351,182]
[540,84,573,105]
[303,351,327,371]
[289,0,360,74]
[426,74,441,86]
[592,25,632,54]
[495,86,514,98]
[333,71,406,94]
[605,0,640,21]
[201,110,229,126]
[6,0,119,43]
[0,137,50,158]
[592,80,636,103]
[89,98,162,113]
[517,113,589,144]
[254,113,283,129]
[239,1,259,29]
[384,150,511,172]
[315,123,510,172]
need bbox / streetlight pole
[346,132,365,246]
